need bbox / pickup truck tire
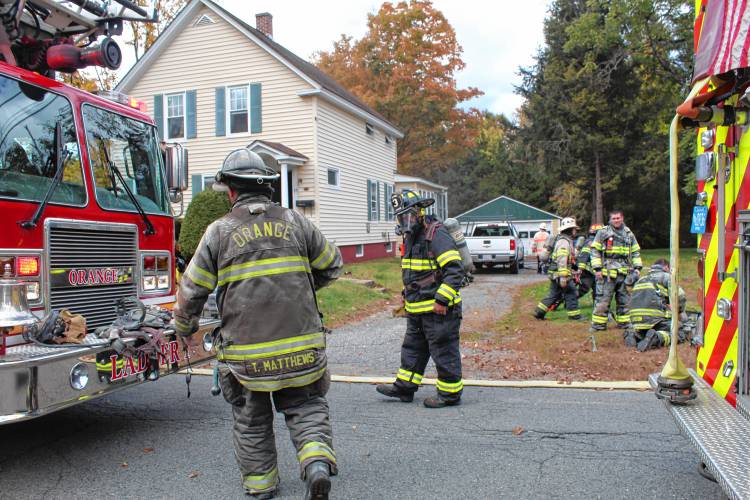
[509,260,519,274]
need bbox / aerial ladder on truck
[0,0,219,425]
[651,0,750,497]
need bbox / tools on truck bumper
[0,318,218,425]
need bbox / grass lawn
[464,248,702,381]
[343,256,402,292]
[317,257,401,328]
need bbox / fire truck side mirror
[164,143,189,192]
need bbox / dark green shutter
[153,94,164,139]
[367,180,372,221]
[215,87,226,136]
[186,90,197,139]
[376,181,381,221]
[250,83,262,133]
[191,174,202,198]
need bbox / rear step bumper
[0,318,220,425]
[649,370,750,500]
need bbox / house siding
[125,6,318,218]
[316,98,397,248]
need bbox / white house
[116,0,403,262]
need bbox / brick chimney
[255,12,273,38]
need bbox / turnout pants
[220,367,337,494]
[394,309,463,401]
[577,271,598,303]
[591,275,630,329]
[536,279,580,318]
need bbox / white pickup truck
[465,223,524,273]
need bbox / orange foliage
[315,0,482,175]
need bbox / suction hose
[657,77,710,403]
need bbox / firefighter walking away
[623,258,688,351]
[377,190,467,408]
[590,210,642,331]
[534,217,583,320]
[174,148,343,499]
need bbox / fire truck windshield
[82,104,170,216]
[0,75,86,206]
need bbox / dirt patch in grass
[343,257,402,292]
[462,249,699,381]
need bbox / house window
[365,123,374,135]
[327,167,340,187]
[229,85,249,134]
[385,242,393,253]
[166,93,185,139]
[355,244,364,257]
[385,184,394,221]
[202,174,215,192]
[368,180,378,221]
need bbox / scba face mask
[396,209,420,235]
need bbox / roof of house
[116,0,403,138]
[250,140,308,160]
[455,195,561,222]
[394,174,447,191]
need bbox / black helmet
[391,189,434,216]
[213,148,280,192]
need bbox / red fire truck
[0,0,217,424]
[653,1,750,497]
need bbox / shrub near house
[178,190,231,259]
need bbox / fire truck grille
[47,222,138,329]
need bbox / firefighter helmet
[213,148,280,191]
[391,189,434,216]
[559,217,579,232]
[589,223,604,234]
[538,222,547,231]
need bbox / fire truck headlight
[70,363,89,390]
[157,274,169,290]
[143,275,157,291]
[717,298,733,320]
[25,282,40,301]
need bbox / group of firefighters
[530,211,687,352]
[173,148,466,499]
[170,147,687,498]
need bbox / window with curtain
[166,93,185,139]
[229,85,249,134]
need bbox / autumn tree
[315,0,482,175]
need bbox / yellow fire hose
[657,77,710,402]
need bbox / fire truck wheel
[697,461,717,483]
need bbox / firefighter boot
[533,309,546,320]
[423,396,461,408]
[304,461,331,500]
[376,384,414,402]
[246,490,276,499]
[623,329,638,348]
[637,329,662,352]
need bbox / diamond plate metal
[650,371,750,500]
[4,334,106,359]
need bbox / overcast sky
[208,0,550,120]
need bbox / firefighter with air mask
[376,190,467,408]
[174,148,342,500]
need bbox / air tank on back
[443,218,475,275]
